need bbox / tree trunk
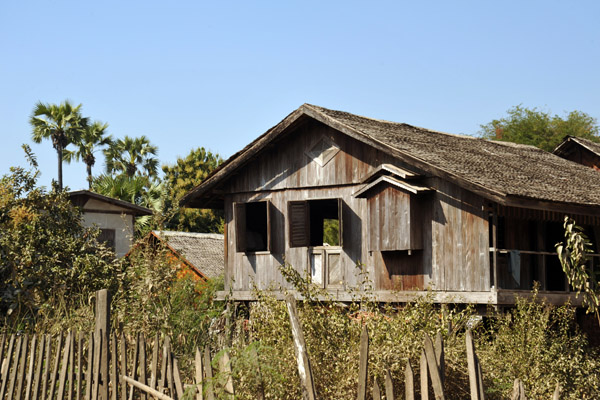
[87,163,93,189]
[57,146,63,190]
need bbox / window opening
[98,228,116,251]
[235,201,271,252]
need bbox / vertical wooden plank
[420,351,429,400]
[218,351,234,397]
[405,360,414,400]
[0,334,6,381]
[384,369,394,400]
[111,334,117,400]
[423,334,445,400]
[510,379,520,400]
[41,335,51,400]
[76,333,83,400]
[128,334,140,400]
[57,332,72,400]
[372,379,381,400]
[119,334,127,400]
[31,335,44,400]
[68,332,75,400]
[157,338,168,396]
[173,359,184,399]
[85,332,94,400]
[48,334,63,400]
[466,330,480,400]
[15,334,29,400]
[475,354,485,400]
[357,325,369,400]
[95,290,111,400]
[195,348,203,400]
[553,383,561,400]
[166,349,174,399]
[24,334,37,400]
[139,335,146,400]
[149,334,159,393]
[492,208,498,290]
[92,332,102,400]
[0,334,16,399]
[8,335,24,400]
[285,295,317,400]
[434,332,444,386]
[203,347,214,400]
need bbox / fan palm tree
[30,100,88,189]
[104,135,158,178]
[63,121,112,188]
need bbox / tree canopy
[104,135,159,178]
[162,147,223,233]
[479,105,600,152]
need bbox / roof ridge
[152,230,224,239]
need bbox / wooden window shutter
[234,202,246,252]
[338,198,344,248]
[266,200,272,252]
[288,200,309,248]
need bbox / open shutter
[288,200,309,247]
[338,198,344,248]
[234,202,246,252]
[266,200,272,252]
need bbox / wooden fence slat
[0,334,6,382]
[24,334,37,400]
[111,333,118,400]
[173,358,184,399]
[158,337,167,396]
[166,348,174,399]
[150,334,159,393]
[466,330,479,400]
[76,333,83,400]
[57,332,72,400]
[120,334,127,400]
[372,379,381,400]
[85,333,94,400]
[31,335,44,400]
[92,332,102,400]
[0,335,16,399]
[384,369,394,400]
[285,295,317,400]
[553,383,561,400]
[420,350,429,400]
[121,375,173,400]
[7,335,24,400]
[15,334,29,400]
[95,290,111,400]
[405,360,415,400]
[68,332,75,400]
[139,334,147,400]
[48,334,63,400]
[475,354,485,400]
[357,325,369,400]
[128,334,140,400]
[41,335,51,400]
[203,347,214,400]
[435,332,445,386]
[218,351,234,397]
[195,348,203,400]
[423,333,445,400]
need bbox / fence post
[285,294,317,400]
[385,369,395,400]
[357,325,369,400]
[466,330,480,400]
[423,333,445,400]
[405,360,414,400]
[95,289,111,400]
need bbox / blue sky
[1,1,599,190]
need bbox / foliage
[63,120,111,188]
[104,135,159,178]
[0,149,120,329]
[29,100,88,189]
[162,147,224,233]
[556,216,599,326]
[479,105,600,152]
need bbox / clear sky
[1,1,599,190]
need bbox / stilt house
[181,105,600,305]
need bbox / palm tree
[104,136,158,178]
[30,100,88,189]
[63,121,112,188]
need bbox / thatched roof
[554,135,600,158]
[152,231,224,279]
[181,104,600,213]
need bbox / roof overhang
[68,190,153,216]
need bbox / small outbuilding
[553,135,600,171]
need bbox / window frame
[234,200,272,253]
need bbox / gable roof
[553,135,600,158]
[69,190,153,216]
[151,231,224,279]
[181,104,600,213]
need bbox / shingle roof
[181,104,600,211]
[554,135,600,158]
[152,231,224,279]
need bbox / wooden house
[69,190,152,257]
[181,104,600,305]
[553,135,600,171]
